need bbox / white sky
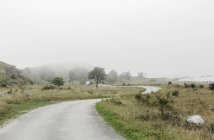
[0,0,214,77]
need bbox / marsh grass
[0,85,141,126]
[97,85,214,140]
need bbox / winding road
[0,86,160,140]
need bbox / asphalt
[0,86,160,140]
[0,99,125,140]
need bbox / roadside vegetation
[97,84,214,140]
[0,85,141,126]
[1,61,214,139]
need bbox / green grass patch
[0,100,56,126]
[96,102,147,140]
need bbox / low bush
[209,83,214,90]
[87,90,94,94]
[184,83,191,88]
[135,93,142,103]
[172,90,179,97]
[199,84,204,89]
[42,85,55,90]
[191,83,196,89]
[110,98,124,105]
[158,97,171,116]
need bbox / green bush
[190,83,196,89]
[135,93,142,103]
[184,83,191,88]
[209,83,214,90]
[110,98,123,105]
[199,84,204,89]
[42,85,55,90]
[135,93,153,106]
[172,90,179,97]
[168,81,172,85]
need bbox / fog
[0,0,214,77]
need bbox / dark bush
[42,85,55,90]
[172,90,179,97]
[191,83,196,89]
[209,123,214,133]
[135,93,142,103]
[168,81,172,85]
[136,114,150,121]
[110,98,124,105]
[87,90,94,94]
[199,84,204,89]
[184,83,191,88]
[135,93,152,105]
[158,97,170,115]
[157,96,174,117]
[209,83,214,90]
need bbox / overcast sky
[0,0,213,77]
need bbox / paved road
[0,99,125,140]
[0,86,160,140]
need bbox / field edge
[96,102,148,140]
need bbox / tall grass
[0,85,141,125]
[97,85,214,140]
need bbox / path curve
[0,86,161,140]
[0,99,125,140]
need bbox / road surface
[0,99,125,140]
[0,86,160,140]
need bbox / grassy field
[97,85,214,140]
[0,85,142,126]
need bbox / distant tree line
[47,66,146,88]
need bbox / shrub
[135,93,152,105]
[51,77,65,87]
[199,84,204,89]
[191,83,196,89]
[157,96,174,117]
[172,90,179,97]
[110,98,123,105]
[42,85,55,90]
[184,83,191,88]
[87,90,94,94]
[168,81,172,85]
[135,93,142,103]
[209,83,214,90]
[158,97,169,115]
[209,123,214,133]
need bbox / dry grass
[0,85,141,125]
[98,85,214,140]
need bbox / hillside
[0,61,32,86]
[27,63,91,82]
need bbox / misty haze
[0,0,213,140]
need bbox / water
[138,86,161,94]
[179,75,214,82]
[102,85,161,94]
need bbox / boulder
[0,92,6,97]
[26,92,33,97]
[186,115,204,126]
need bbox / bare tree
[125,71,131,80]
[107,70,118,84]
[138,72,144,80]
[68,70,76,84]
